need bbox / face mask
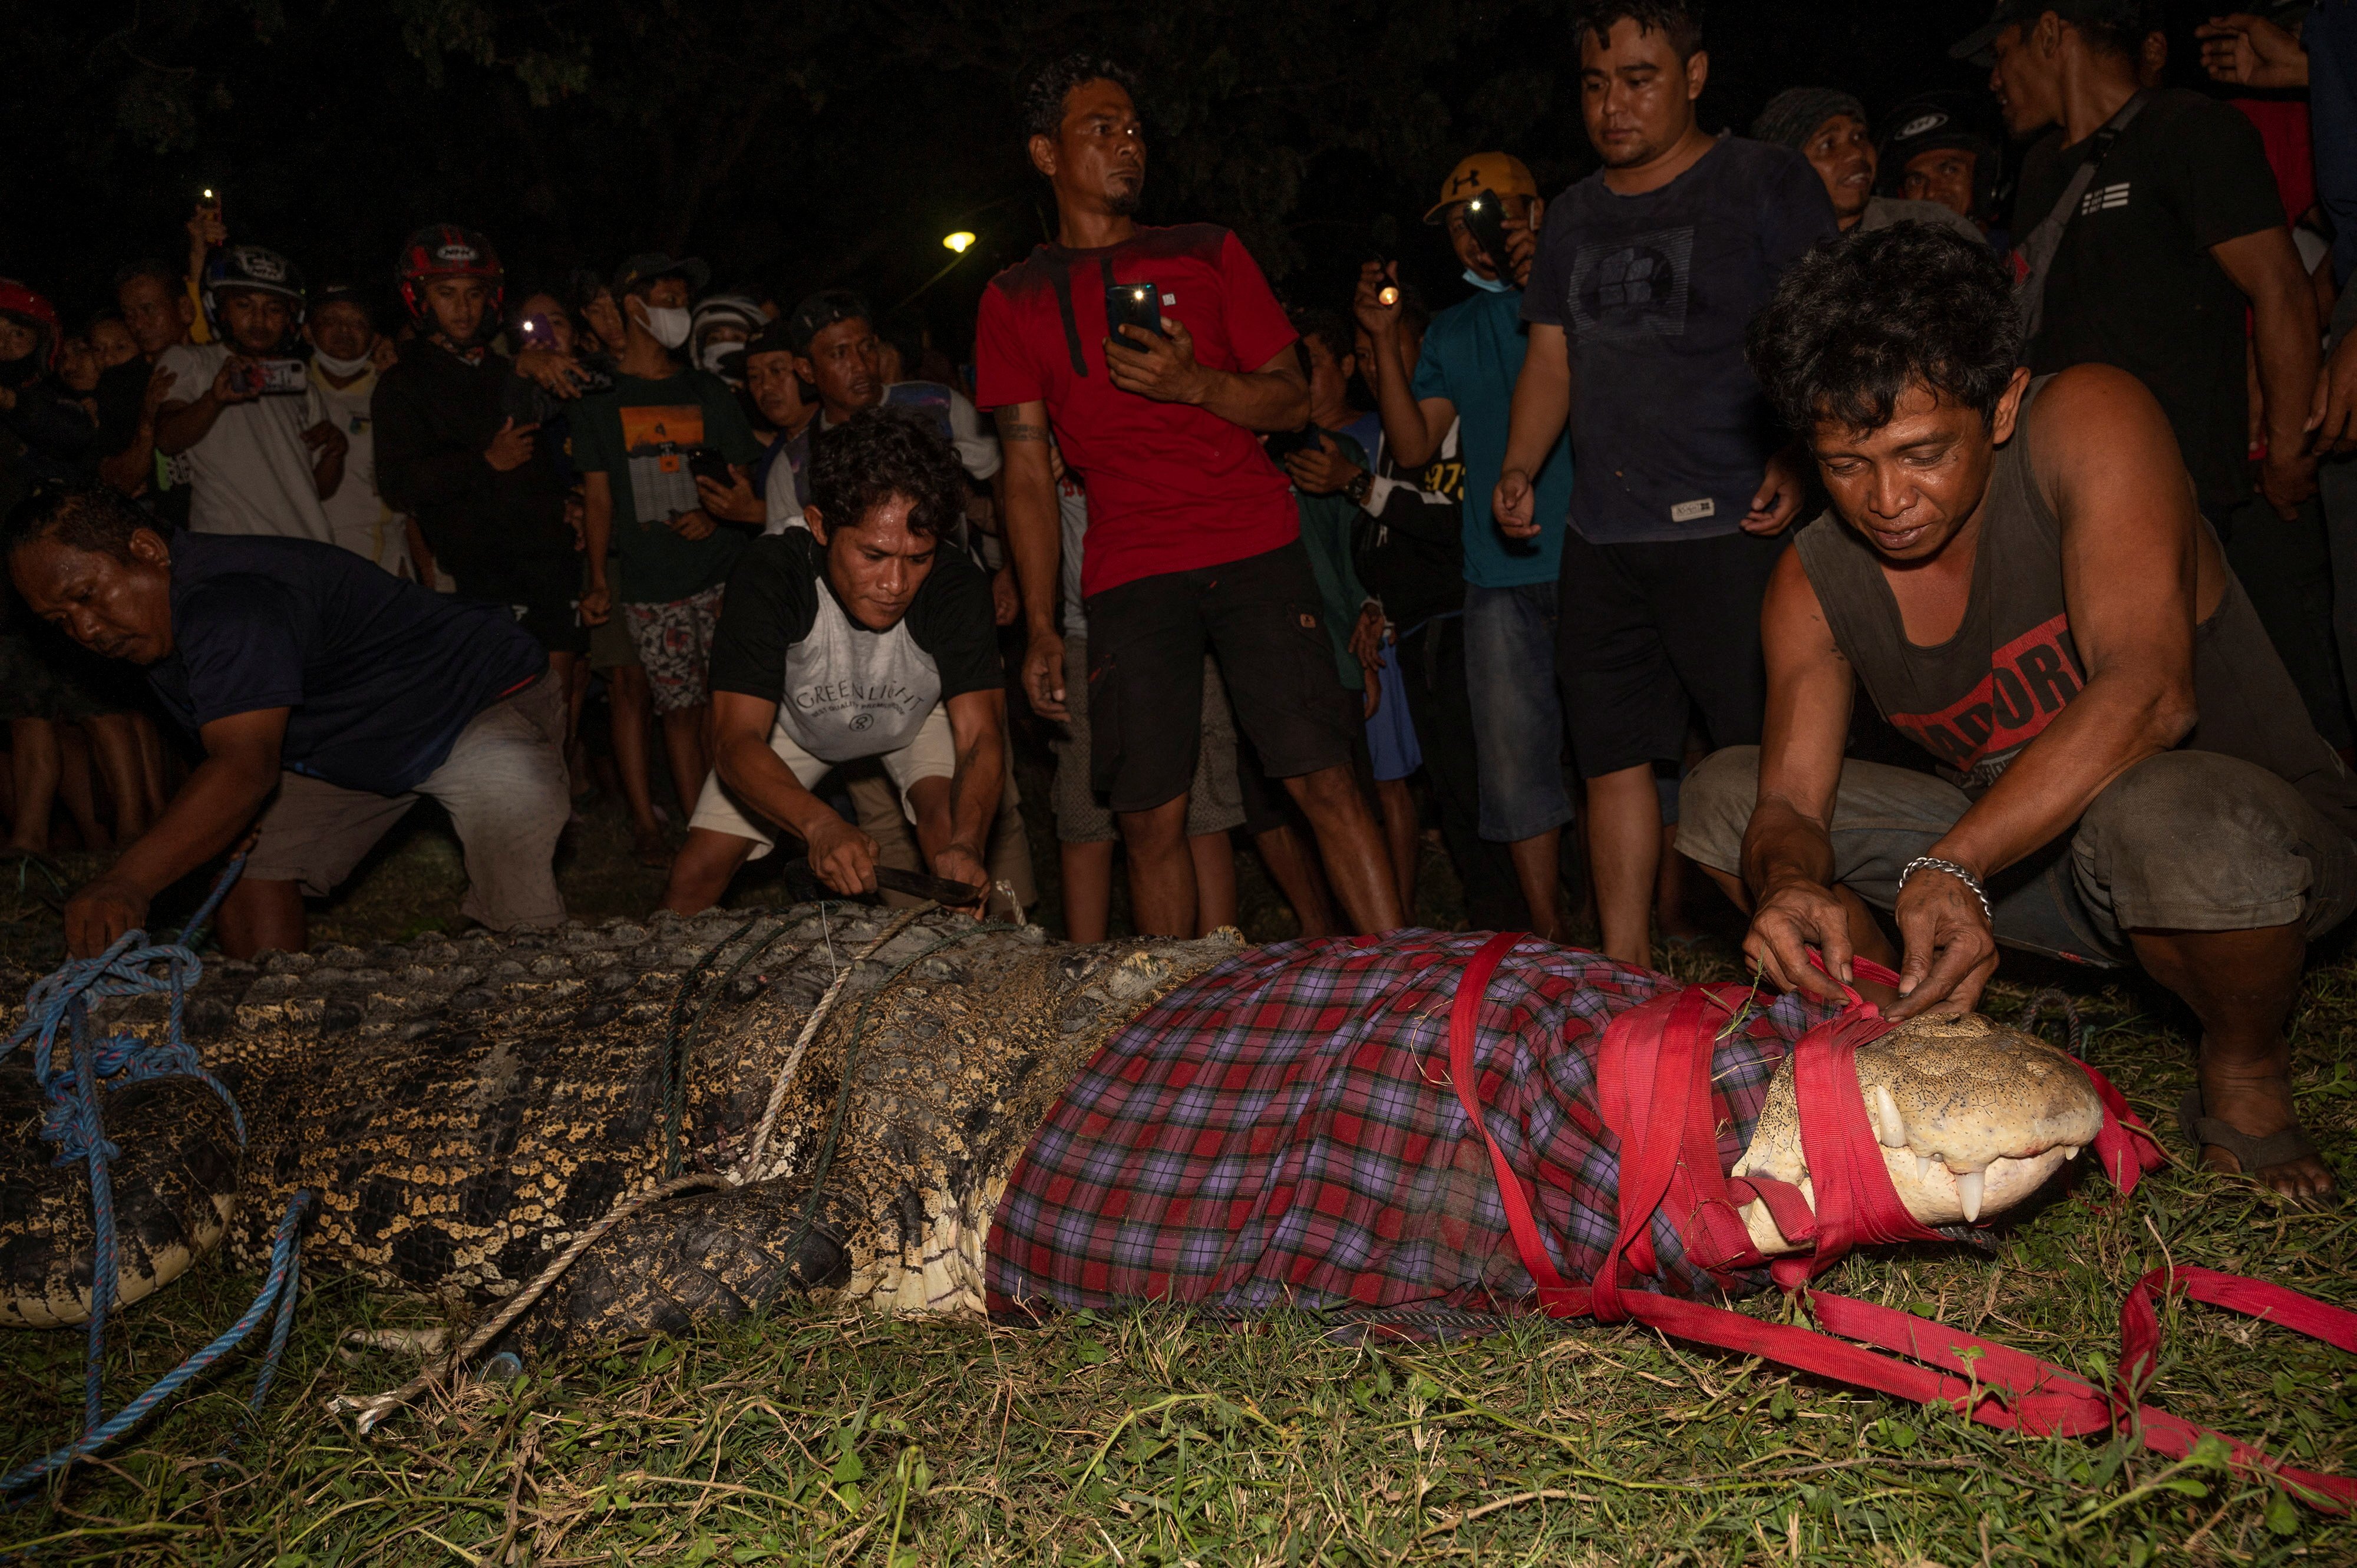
[312,348,373,377]
[699,341,745,377]
[0,355,36,389]
[1461,268,1514,295]
[638,302,692,350]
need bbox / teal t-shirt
[574,369,764,604]
[1409,285,1572,589]
[1293,431,1372,691]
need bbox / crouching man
[10,485,568,960]
[659,408,1003,913]
[1680,225,2357,1204]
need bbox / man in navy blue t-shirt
[8,485,568,959]
[1498,0,1834,969]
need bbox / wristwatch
[1344,470,1374,507]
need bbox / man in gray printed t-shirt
[659,408,1007,916]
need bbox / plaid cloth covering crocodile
[985,931,1841,1321]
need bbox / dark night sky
[0,0,2242,351]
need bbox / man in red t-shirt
[978,54,1404,938]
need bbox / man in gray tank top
[1678,225,2355,1205]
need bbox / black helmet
[199,245,306,337]
[1877,93,2004,224]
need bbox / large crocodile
[1,905,2104,1356]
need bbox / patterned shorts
[622,585,725,715]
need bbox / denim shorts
[1463,582,1574,842]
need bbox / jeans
[1464,581,1574,843]
[1398,613,1530,932]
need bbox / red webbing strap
[1446,933,1588,1316]
[2075,1055,2166,1193]
[1815,952,2168,1193]
[1772,1002,1949,1289]
[1814,1273,2357,1508]
[1592,987,1718,1312]
[1442,940,2356,1510]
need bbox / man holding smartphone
[1357,152,1576,943]
[152,245,347,545]
[978,54,1404,939]
[374,224,586,695]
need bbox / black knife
[871,864,989,905]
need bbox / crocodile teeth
[1917,1153,1936,1183]
[2062,1144,2081,1161]
[1955,1168,1985,1224]
[1873,1085,1907,1149]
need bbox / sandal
[2177,1085,2335,1200]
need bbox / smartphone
[230,358,307,397]
[1461,188,1510,267]
[517,313,555,345]
[687,450,734,487]
[1104,280,1164,340]
[1263,425,1320,466]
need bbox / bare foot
[632,826,673,869]
[2192,1064,2337,1204]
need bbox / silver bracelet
[1897,856,1993,926]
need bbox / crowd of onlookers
[1,0,2353,981]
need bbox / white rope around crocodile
[331,905,929,1433]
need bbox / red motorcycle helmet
[396,224,504,323]
[0,278,62,371]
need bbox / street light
[942,231,976,254]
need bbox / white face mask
[636,301,692,350]
[312,348,373,377]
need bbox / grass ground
[2,758,2353,1564]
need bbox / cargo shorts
[1678,745,2357,964]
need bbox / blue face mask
[1461,268,1514,295]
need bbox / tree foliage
[4,0,1997,340]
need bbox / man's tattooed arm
[994,406,1048,443]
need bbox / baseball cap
[745,318,799,359]
[613,252,711,296]
[1948,0,2138,66]
[1424,153,1539,223]
[311,282,376,314]
[785,288,874,352]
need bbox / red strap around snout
[1441,938,2352,1511]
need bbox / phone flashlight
[202,189,215,202]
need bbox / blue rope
[0,1191,310,1496]
[2,856,313,1499]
